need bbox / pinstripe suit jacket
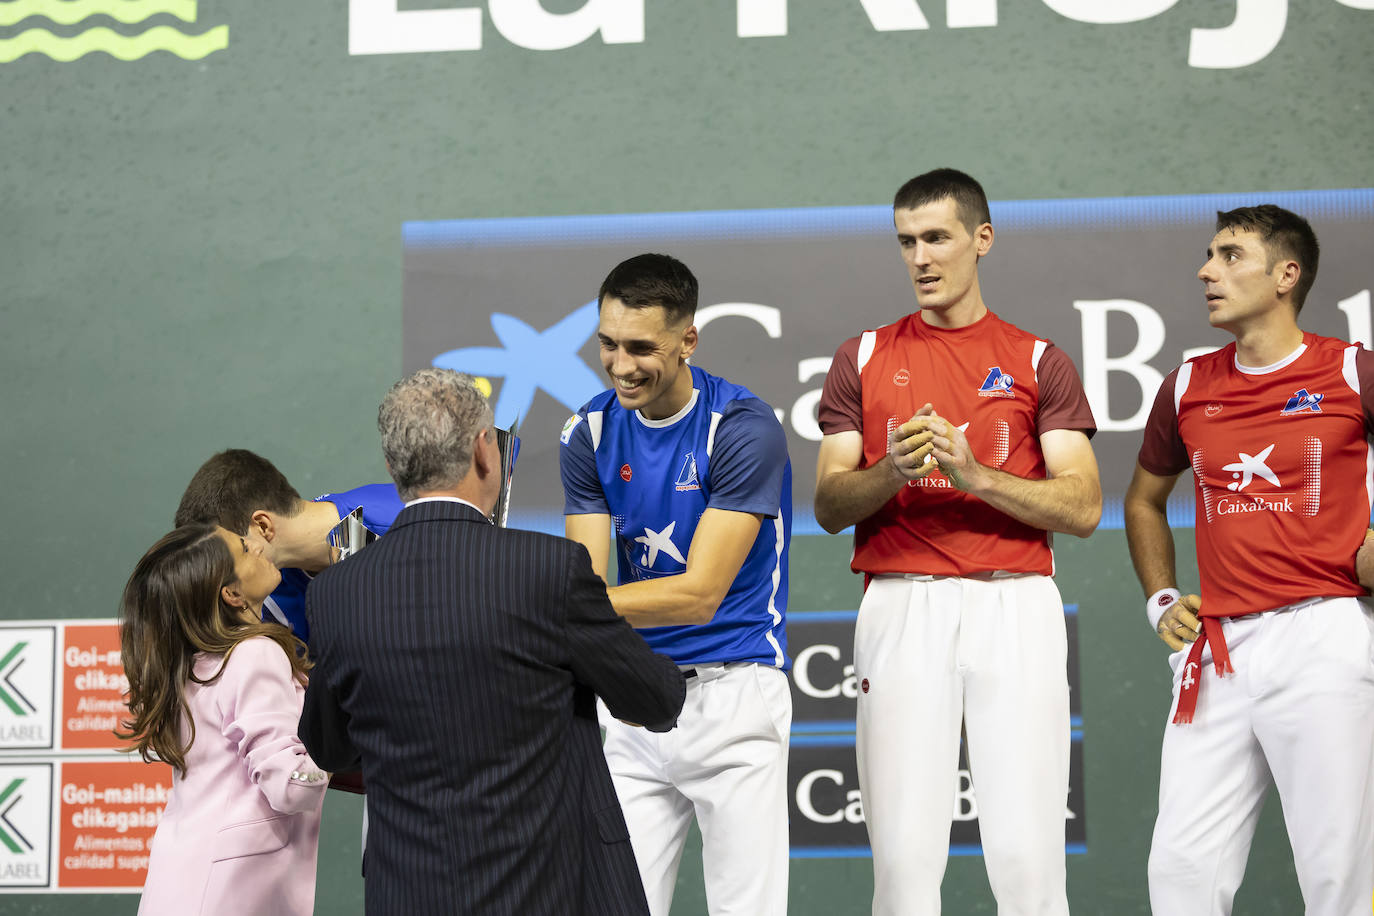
[299,499,685,915]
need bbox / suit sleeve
[213,637,328,814]
[298,584,363,773]
[562,542,685,732]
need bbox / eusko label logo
[0,763,53,887]
[0,628,56,751]
[0,0,228,63]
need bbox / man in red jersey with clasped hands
[815,168,1101,916]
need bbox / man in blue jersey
[560,253,793,916]
[173,449,403,642]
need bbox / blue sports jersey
[262,483,404,643]
[560,365,791,669]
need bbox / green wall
[4,0,1371,910]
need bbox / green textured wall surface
[3,0,1371,910]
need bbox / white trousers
[1149,596,1374,916]
[855,574,1071,916]
[599,662,792,916]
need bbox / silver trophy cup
[494,424,520,528]
[327,507,378,562]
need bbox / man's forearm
[814,457,906,534]
[1124,497,1179,595]
[964,468,1101,538]
[607,576,719,627]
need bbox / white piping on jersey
[1174,362,1193,414]
[857,330,877,373]
[1342,344,1360,395]
[634,388,700,429]
[262,596,289,628]
[706,412,723,458]
[1031,339,1047,381]
[763,512,785,668]
[1234,342,1306,375]
[588,410,605,450]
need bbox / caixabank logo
[0,763,54,887]
[0,628,56,752]
[0,0,228,63]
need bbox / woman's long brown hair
[117,523,310,776]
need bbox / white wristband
[1146,587,1181,631]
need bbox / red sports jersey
[1138,333,1374,722]
[818,310,1096,578]
[1139,333,1374,617]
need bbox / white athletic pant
[855,574,1071,916]
[1149,596,1374,916]
[598,662,791,916]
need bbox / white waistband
[894,570,1032,582]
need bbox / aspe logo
[0,0,228,63]
[0,628,55,751]
[1280,388,1323,415]
[976,366,1015,399]
[674,452,700,492]
[0,764,53,887]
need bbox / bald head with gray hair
[378,368,494,502]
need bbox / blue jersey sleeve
[319,483,405,536]
[707,398,788,518]
[560,410,609,515]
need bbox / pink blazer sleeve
[212,637,327,815]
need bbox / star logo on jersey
[1280,388,1323,415]
[1222,444,1280,491]
[620,464,633,482]
[634,522,687,569]
[976,367,1015,399]
[674,452,700,492]
[431,300,604,428]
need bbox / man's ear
[473,428,497,477]
[680,324,699,362]
[1275,259,1301,298]
[250,510,276,543]
[974,222,995,258]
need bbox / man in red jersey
[1126,204,1374,916]
[815,168,1101,916]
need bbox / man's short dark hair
[597,253,698,327]
[173,449,302,534]
[893,168,992,234]
[1215,204,1321,314]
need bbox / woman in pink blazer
[119,523,327,916]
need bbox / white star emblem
[635,522,687,568]
[1222,443,1281,491]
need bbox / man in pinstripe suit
[300,368,687,916]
